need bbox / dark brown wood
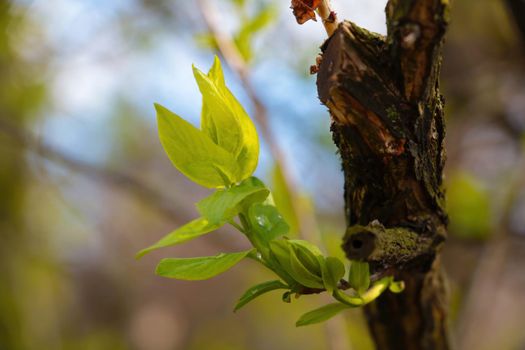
[316,0,451,348]
[505,0,525,45]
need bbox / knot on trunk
[343,221,443,274]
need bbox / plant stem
[316,0,338,37]
[228,218,246,234]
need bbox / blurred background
[1,0,524,349]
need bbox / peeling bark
[316,0,451,348]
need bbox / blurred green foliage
[196,1,276,64]
[446,173,491,240]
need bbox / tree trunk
[316,0,450,349]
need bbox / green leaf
[348,261,370,295]
[197,177,269,225]
[288,239,323,256]
[156,250,253,280]
[268,240,304,288]
[360,277,392,303]
[332,289,364,307]
[263,252,300,289]
[156,103,237,188]
[320,257,345,293]
[269,240,323,289]
[268,240,294,274]
[288,240,323,275]
[248,203,289,244]
[389,280,405,293]
[288,244,324,289]
[296,303,350,327]
[195,57,259,181]
[234,280,288,312]
[136,217,222,259]
[333,277,392,306]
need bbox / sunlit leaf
[334,277,392,306]
[348,261,370,295]
[332,289,363,307]
[269,240,324,289]
[269,240,294,274]
[248,203,289,244]
[195,57,259,181]
[320,257,345,293]
[289,240,322,276]
[359,277,392,303]
[389,280,405,293]
[288,244,324,289]
[156,103,237,188]
[136,217,222,259]
[197,177,269,225]
[156,250,253,280]
[234,280,288,311]
[296,303,350,327]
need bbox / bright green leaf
[348,261,370,295]
[195,57,259,181]
[197,176,269,225]
[155,103,237,188]
[136,217,222,259]
[288,239,323,256]
[248,203,289,244]
[296,303,350,327]
[320,257,345,293]
[288,240,322,276]
[269,240,323,289]
[288,244,324,289]
[263,252,300,289]
[389,280,405,293]
[234,280,288,312]
[334,277,392,306]
[268,240,304,288]
[332,289,364,307]
[360,277,392,303]
[269,240,294,274]
[156,250,253,280]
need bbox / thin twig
[196,0,321,246]
[317,0,338,37]
[0,117,186,221]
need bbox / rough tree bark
[316,0,450,349]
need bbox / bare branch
[317,0,338,37]
[0,117,187,221]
